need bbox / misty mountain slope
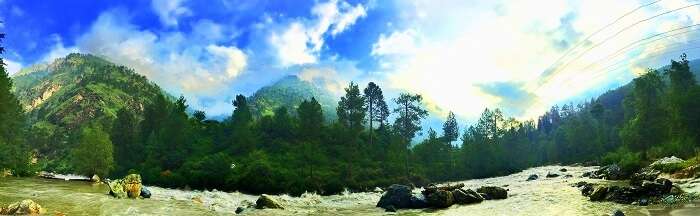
[249,75,338,121]
[12,53,167,129]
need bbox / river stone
[376,184,413,210]
[589,187,608,201]
[613,209,625,216]
[560,168,568,172]
[256,194,284,209]
[409,193,429,209]
[91,174,101,183]
[124,174,142,198]
[426,190,454,208]
[0,199,45,215]
[546,172,560,178]
[141,187,152,198]
[108,180,128,199]
[476,186,507,200]
[453,189,483,204]
[385,205,397,212]
[235,207,245,214]
[630,168,660,186]
[527,174,538,181]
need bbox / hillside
[12,53,166,129]
[249,75,338,121]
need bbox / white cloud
[268,0,367,67]
[371,29,419,56]
[4,59,22,76]
[206,45,247,79]
[151,0,192,27]
[40,34,79,63]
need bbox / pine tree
[0,30,31,175]
[72,125,114,177]
[112,108,141,175]
[363,82,389,147]
[392,93,428,178]
[442,111,459,144]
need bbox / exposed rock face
[255,194,284,209]
[426,190,454,208]
[476,186,507,200]
[527,174,538,181]
[108,174,143,199]
[0,199,45,215]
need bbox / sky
[2,0,700,126]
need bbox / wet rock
[589,187,608,201]
[140,187,151,198]
[527,174,538,181]
[426,190,454,208]
[564,174,573,178]
[453,189,483,204]
[255,194,284,209]
[91,174,101,183]
[546,172,560,178]
[560,168,568,172]
[235,207,245,214]
[638,198,649,206]
[612,209,625,216]
[670,185,684,195]
[376,184,412,210]
[385,205,397,212]
[604,186,637,204]
[108,174,143,199]
[576,182,595,196]
[476,186,507,200]
[582,172,592,178]
[409,194,429,209]
[589,164,624,180]
[373,187,383,193]
[630,168,660,186]
[0,199,45,215]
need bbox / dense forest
[2,30,700,196]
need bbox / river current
[1,165,699,215]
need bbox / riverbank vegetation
[2,29,700,195]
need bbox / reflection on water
[1,166,699,215]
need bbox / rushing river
[1,165,700,215]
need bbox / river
[1,165,699,215]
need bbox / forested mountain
[249,75,338,121]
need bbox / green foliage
[71,125,114,177]
[602,147,643,174]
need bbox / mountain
[249,75,338,121]
[11,53,166,129]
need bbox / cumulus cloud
[4,59,22,76]
[268,0,367,67]
[151,0,192,27]
[376,0,700,120]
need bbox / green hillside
[249,75,338,121]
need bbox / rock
[422,183,464,195]
[590,165,624,180]
[564,174,573,178]
[589,187,608,201]
[630,168,660,186]
[255,194,283,209]
[376,184,412,210]
[409,194,429,209]
[670,185,684,195]
[638,198,649,206]
[582,172,592,178]
[639,178,672,196]
[235,207,245,214]
[373,187,383,193]
[560,168,568,172]
[0,199,45,215]
[452,189,483,204]
[426,190,454,208]
[546,172,560,178]
[612,209,625,216]
[671,164,699,179]
[108,174,143,199]
[649,156,685,168]
[476,186,507,200]
[140,187,151,198]
[385,205,397,212]
[91,174,101,183]
[576,182,594,196]
[527,174,538,181]
[604,186,637,204]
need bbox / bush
[602,147,643,174]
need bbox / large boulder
[476,186,507,200]
[255,194,284,209]
[649,156,685,168]
[630,168,660,186]
[0,199,45,215]
[452,189,483,204]
[426,190,454,208]
[575,182,595,196]
[527,174,538,181]
[409,193,429,209]
[546,172,560,178]
[140,187,152,198]
[376,184,413,210]
[589,187,608,201]
[639,178,672,196]
[108,174,144,199]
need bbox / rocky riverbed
[1,165,700,215]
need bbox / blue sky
[2,0,700,126]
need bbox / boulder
[140,187,152,198]
[582,172,592,178]
[385,205,397,212]
[376,184,413,210]
[546,172,560,178]
[649,156,685,168]
[91,174,101,183]
[255,194,284,209]
[604,186,637,204]
[589,187,608,201]
[590,165,624,180]
[560,168,568,172]
[409,194,429,209]
[476,186,507,200]
[527,174,538,181]
[613,209,625,216]
[373,187,383,193]
[426,190,454,208]
[575,182,594,196]
[639,178,672,196]
[108,174,143,199]
[452,189,483,204]
[235,207,245,214]
[630,168,660,186]
[0,199,45,215]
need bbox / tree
[111,108,141,175]
[297,98,325,184]
[337,82,366,132]
[620,69,666,155]
[392,93,428,178]
[0,30,31,176]
[72,125,114,177]
[230,94,257,154]
[442,111,459,144]
[364,82,389,147]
